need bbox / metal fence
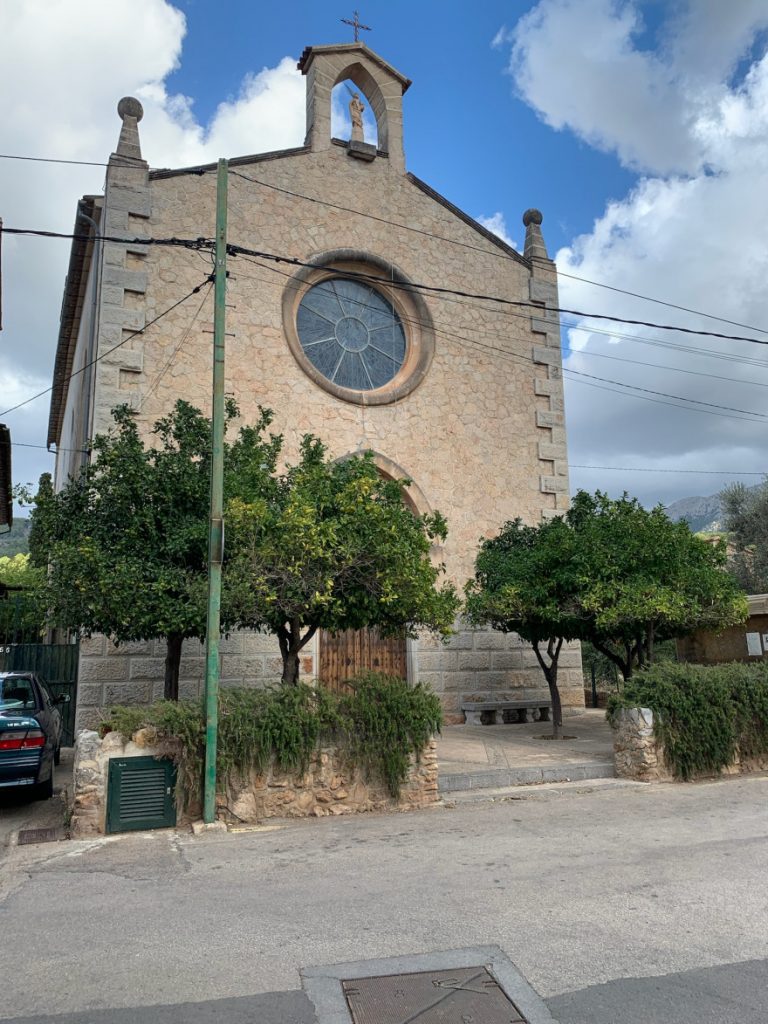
[0,642,79,745]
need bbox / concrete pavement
[2,771,767,1022]
[437,708,615,791]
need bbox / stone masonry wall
[74,631,314,734]
[72,728,438,835]
[415,626,583,725]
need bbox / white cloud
[0,0,307,502]
[476,212,518,250]
[501,0,768,505]
[505,0,768,175]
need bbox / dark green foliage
[567,491,748,680]
[339,674,442,797]
[227,436,460,685]
[720,479,768,592]
[102,673,441,801]
[609,661,768,780]
[0,518,31,556]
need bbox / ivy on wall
[102,673,441,800]
[608,662,768,780]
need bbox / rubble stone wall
[72,728,438,835]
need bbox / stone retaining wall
[72,728,438,835]
[612,707,768,782]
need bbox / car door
[35,677,61,749]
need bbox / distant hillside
[0,518,31,556]
[665,493,724,533]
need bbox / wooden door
[319,627,407,692]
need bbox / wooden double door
[319,627,407,692]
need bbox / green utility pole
[203,158,228,823]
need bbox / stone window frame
[281,249,435,406]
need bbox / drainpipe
[77,207,101,473]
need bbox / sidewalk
[436,708,615,793]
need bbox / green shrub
[102,674,441,802]
[608,661,768,780]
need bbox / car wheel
[54,746,61,766]
[35,774,54,800]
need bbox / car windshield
[0,677,38,712]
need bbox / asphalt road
[2,773,767,1023]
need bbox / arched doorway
[318,454,430,692]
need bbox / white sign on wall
[746,632,763,657]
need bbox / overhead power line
[226,242,768,347]
[0,152,760,335]
[228,168,768,336]
[5,223,768,348]
[0,279,210,419]
[571,465,766,475]
[231,255,768,425]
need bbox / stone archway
[318,453,430,691]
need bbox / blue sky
[167,0,637,254]
[3,0,768,513]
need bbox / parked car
[0,672,67,799]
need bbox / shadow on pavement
[3,990,317,1024]
[549,957,768,1024]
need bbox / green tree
[29,401,279,700]
[227,436,460,685]
[465,516,583,737]
[720,480,768,592]
[0,553,45,643]
[567,491,748,679]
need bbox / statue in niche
[349,91,365,143]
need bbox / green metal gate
[0,642,79,745]
[106,756,177,834]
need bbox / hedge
[608,661,768,780]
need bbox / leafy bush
[102,674,441,801]
[608,661,768,779]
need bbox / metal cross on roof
[341,10,371,42]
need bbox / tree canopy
[29,400,459,693]
[720,480,768,593]
[466,491,748,728]
[567,491,748,679]
[465,514,583,736]
[27,401,275,698]
[227,435,460,684]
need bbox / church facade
[48,42,583,733]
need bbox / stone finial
[523,208,549,262]
[114,96,144,162]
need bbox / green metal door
[0,642,79,745]
[106,756,177,834]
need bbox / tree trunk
[164,632,183,701]
[278,620,318,686]
[592,639,632,681]
[532,637,564,739]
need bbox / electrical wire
[0,278,211,419]
[230,254,768,425]
[228,168,768,336]
[227,242,768,347]
[138,283,213,411]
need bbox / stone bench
[461,699,552,726]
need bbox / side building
[47,41,583,733]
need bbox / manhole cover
[17,828,61,845]
[342,966,527,1023]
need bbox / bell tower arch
[298,43,411,171]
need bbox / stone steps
[438,760,615,794]
[441,776,644,806]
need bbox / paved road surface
[2,773,767,1022]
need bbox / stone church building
[48,41,583,733]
